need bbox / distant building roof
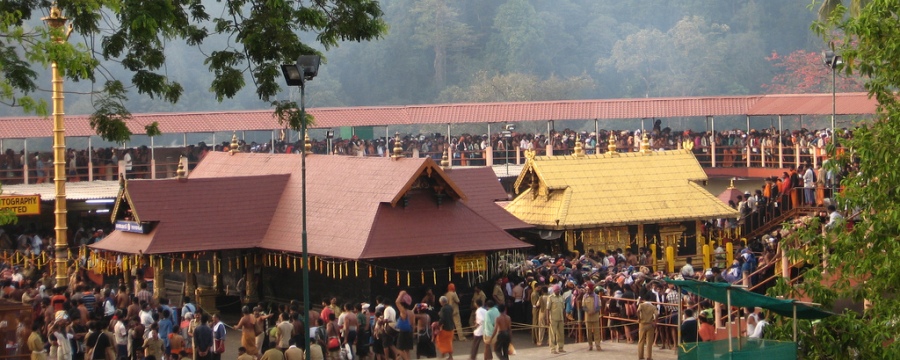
[0,93,876,138]
[94,152,531,258]
[505,149,739,229]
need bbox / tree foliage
[438,71,594,103]
[1,0,386,141]
[761,1,900,358]
[763,49,865,94]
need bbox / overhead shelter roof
[666,279,832,320]
[1,180,119,201]
[92,174,290,254]
[112,152,531,259]
[746,92,877,116]
[505,149,739,229]
[0,93,876,138]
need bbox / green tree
[438,71,594,102]
[409,0,473,89]
[764,1,900,358]
[1,0,386,139]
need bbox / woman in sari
[235,306,259,356]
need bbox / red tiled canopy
[92,174,290,254]
[99,152,531,258]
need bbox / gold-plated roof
[507,149,739,229]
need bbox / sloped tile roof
[92,174,290,254]
[0,93,876,138]
[442,167,531,230]
[505,149,739,229]
[358,192,530,259]
[186,152,529,259]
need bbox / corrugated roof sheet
[1,180,119,200]
[184,152,529,259]
[505,149,739,229]
[747,92,876,116]
[442,167,531,230]
[0,93,876,138]
[92,174,290,254]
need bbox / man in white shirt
[680,257,695,279]
[31,234,42,256]
[123,149,133,178]
[803,165,816,205]
[139,302,155,328]
[114,310,128,359]
[469,299,486,360]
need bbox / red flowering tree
[762,49,866,93]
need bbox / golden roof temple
[506,135,739,257]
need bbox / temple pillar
[153,261,165,303]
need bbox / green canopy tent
[665,278,832,359]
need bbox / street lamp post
[42,4,71,288]
[823,50,843,146]
[281,55,320,360]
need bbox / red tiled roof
[91,174,290,254]
[747,92,876,116]
[0,93,877,139]
[442,167,531,230]
[359,192,530,259]
[187,152,530,259]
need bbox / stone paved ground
[221,319,678,360]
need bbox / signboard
[115,220,146,234]
[0,195,40,215]
[453,252,487,273]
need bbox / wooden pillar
[245,254,259,303]
[153,260,165,303]
[185,272,197,301]
[212,252,222,293]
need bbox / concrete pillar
[484,146,492,166]
[546,143,553,157]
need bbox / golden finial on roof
[607,133,618,154]
[640,133,652,154]
[304,132,312,154]
[176,155,187,182]
[573,134,584,158]
[392,133,403,160]
[440,147,450,169]
[728,178,735,189]
[525,149,536,161]
[229,132,239,154]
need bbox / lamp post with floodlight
[280,55,320,360]
[823,50,843,146]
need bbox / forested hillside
[50,1,822,114]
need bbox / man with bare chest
[493,305,512,360]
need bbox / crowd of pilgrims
[0,245,767,360]
[1,123,850,185]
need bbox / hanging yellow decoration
[170,258,174,272]
[180,260,184,272]
[433,269,436,284]
[396,270,400,286]
[354,262,358,277]
[406,271,410,286]
[294,258,298,271]
[339,264,343,280]
[448,267,451,281]
[384,269,388,284]
[188,261,192,273]
[421,271,425,284]
[368,265,372,278]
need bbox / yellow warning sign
[0,195,41,215]
[454,252,487,273]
